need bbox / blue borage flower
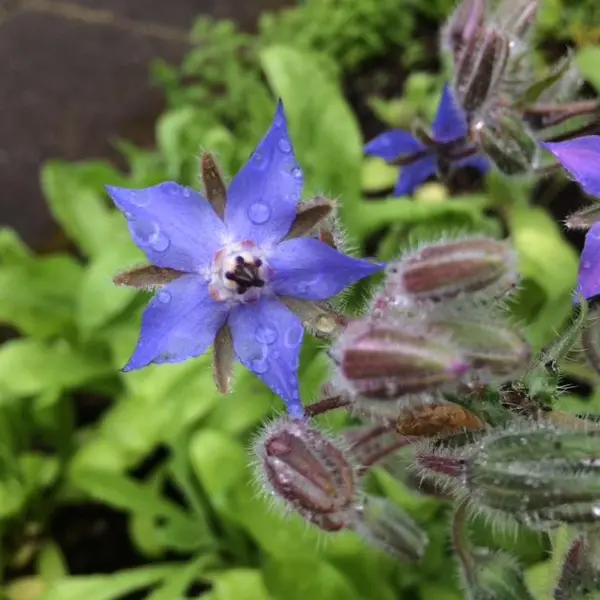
[107,101,383,418]
[543,136,600,302]
[364,84,489,196]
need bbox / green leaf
[263,558,361,600]
[0,255,82,338]
[208,569,272,600]
[146,556,215,600]
[40,161,123,257]
[76,231,144,336]
[507,204,578,348]
[69,469,212,551]
[576,46,600,93]
[188,430,248,509]
[37,543,68,585]
[39,566,176,600]
[361,157,398,193]
[260,46,364,238]
[0,339,111,398]
[0,228,32,263]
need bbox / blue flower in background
[575,221,600,301]
[107,101,383,418]
[365,84,489,196]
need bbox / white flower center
[209,241,269,304]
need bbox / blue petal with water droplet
[106,183,227,273]
[228,297,304,418]
[364,130,422,161]
[123,275,229,371]
[225,101,303,246]
[270,238,384,301]
[576,222,600,301]
[543,137,600,199]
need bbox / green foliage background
[2,0,600,598]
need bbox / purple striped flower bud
[334,319,471,402]
[377,237,518,306]
[255,419,357,532]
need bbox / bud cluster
[331,235,526,418]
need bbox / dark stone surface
[0,0,292,251]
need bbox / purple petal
[576,222,600,301]
[225,101,303,246]
[123,275,229,371]
[456,153,491,174]
[364,130,423,161]
[394,157,438,197]
[432,84,469,143]
[107,183,226,273]
[228,297,304,418]
[270,238,384,301]
[543,137,600,198]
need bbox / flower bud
[430,314,531,381]
[476,112,539,174]
[555,536,600,600]
[465,424,600,527]
[334,319,470,401]
[379,237,518,305]
[351,495,428,562]
[454,26,510,115]
[493,0,539,42]
[255,419,356,532]
[441,0,486,64]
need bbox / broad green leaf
[0,339,111,399]
[0,228,32,263]
[40,161,123,257]
[37,543,68,585]
[189,430,248,508]
[507,204,578,347]
[38,566,176,600]
[146,556,215,600]
[263,558,361,600]
[260,46,364,237]
[0,255,82,338]
[576,46,600,92]
[208,569,271,600]
[69,469,212,551]
[76,230,144,336]
[361,157,399,193]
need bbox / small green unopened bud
[380,237,518,305]
[256,419,357,532]
[352,495,428,562]
[335,320,470,401]
[466,424,600,527]
[430,315,531,381]
[477,112,538,175]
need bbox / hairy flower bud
[334,319,470,402]
[493,0,539,43]
[429,314,531,381]
[476,112,539,174]
[255,419,357,532]
[455,26,510,115]
[465,424,600,527]
[378,237,518,305]
[352,495,428,562]
[441,0,486,64]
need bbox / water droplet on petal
[130,219,159,246]
[255,324,278,344]
[182,187,192,198]
[291,166,303,179]
[252,151,269,171]
[278,138,292,153]
[150,231,170,252]
[248,202,271,224]
[251,357,269,374]
[128,191,150,207]
[163,182,180,194]
[271,349,280,359]
[284,324,304,348]
[157,290,171,304]
[584,261,592,269]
